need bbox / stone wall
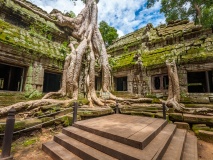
[108,20,213,99]
[0,0,68,94]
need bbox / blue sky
[27,0,165,37]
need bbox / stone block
[25,118,42,129]
[174,122,190,130]
[198,130,213,143]
[189,97,210,104]
[169,113,183,122]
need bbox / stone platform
[42,114,198,160]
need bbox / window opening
[43,72,62,92]
[0,63,24,91]
[116,77,127,91]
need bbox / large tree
[42,0,119,107]
[99,21,118,47]
[147,0,213,27]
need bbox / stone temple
[0,0,213,105]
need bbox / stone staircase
[42,114,198,160]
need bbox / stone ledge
[174,122,190,130]
[197,130,213,143]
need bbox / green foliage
[59,41,69,57]
[29,21,53,40]
[62,116,72,126]
[65,11,76,18]
[201,5,213,28]
[99,21,118,47]
[147,0,213,27]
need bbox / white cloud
[27,0,165,35]
[117,29,124,37]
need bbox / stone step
[182,133,198,160]
[42,115,196,160]
[121,108,163,113]
[73,114,167,149]
[54,133,117,160]
[42,141,82,160]
[162,129,187,160]
[62,124,176,160]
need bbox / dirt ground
[0,127,212,160]
[198,139,213,160]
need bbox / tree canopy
[99,21,118,47]
[147,0,213,27]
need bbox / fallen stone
[25,118,42,129]
[174,122,190,130]
[197,130,213,143]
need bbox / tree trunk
[43,0,118,107]
[165,60,183,111]
[194,3,201,25]
[165,60,213,115]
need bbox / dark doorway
[0,63,24,91]
[95,77,102,91]
[116,77,127,91]
[43,72,62,92]
[187,71,213,93]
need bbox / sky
[27,0,165,37]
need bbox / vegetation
[99,21,118,47]
[147,0,213,27]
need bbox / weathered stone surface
[78,108,114,118]
[169,113,213,126]
[174,122,190,130]
[40,117,54,127]
[189,97,210,104]
[192,124,211,134]
[14,121,25,131]
[169,113,183,122]
[197,130,213,143]
[25,118,42,129]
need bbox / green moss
[77,98,89,105]
[23,138,37,147]
[0,123,6,132]
[0,19,68,61]
[14,121,25,131]
[151,98,161,104]
[142,40,213,69]
[110,51,136,70]
[192,124,212,134]
[61,115,73,127]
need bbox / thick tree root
[0,99,74,118]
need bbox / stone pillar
[24,62,44,93]
[127,71,133,93]
[178,67,188,96]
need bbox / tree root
[0,99,74,118]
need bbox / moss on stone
[0,123,6,132]
[25,118,42,128]
[109,51,136,70]
[14,121,25,131]
[197,130,213,143]
[0,18,69,61]
[61,115,73,127]
[169,113,183,122]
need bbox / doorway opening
[187,71,213,93]
[43,72,62,92]
[116,77,127,91]
[95,77,102,91]
[0,63,24,91]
